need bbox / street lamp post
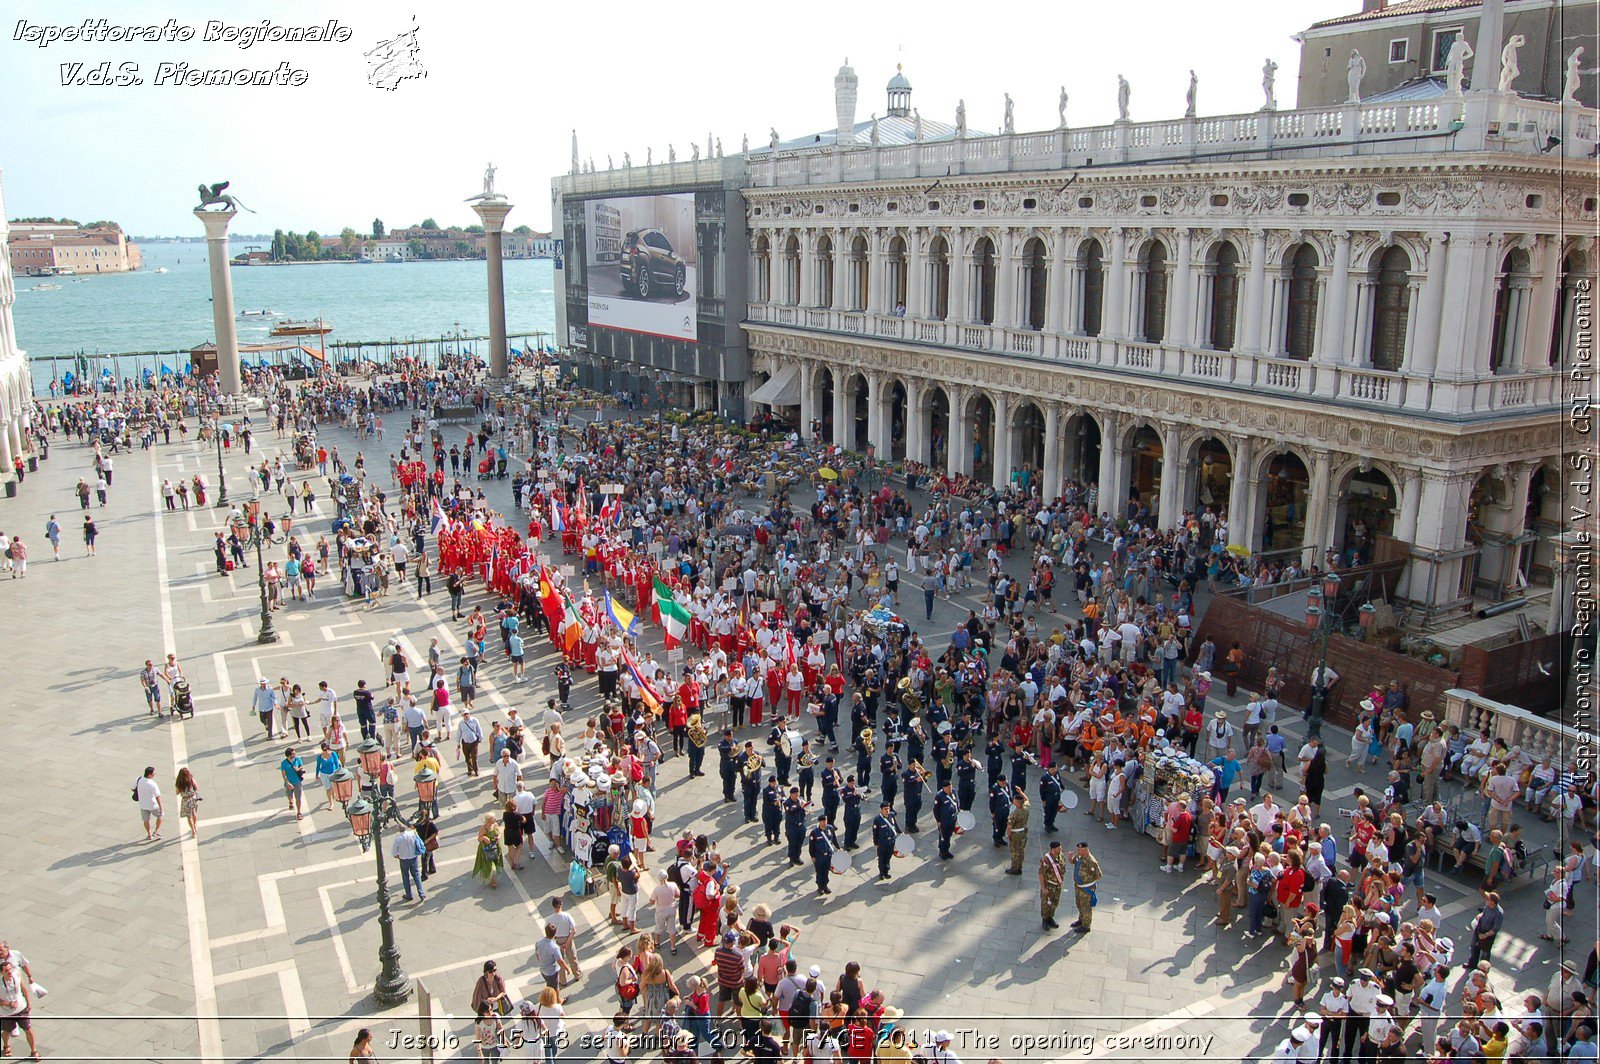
[335,739,436,1007]
[251,496,279,644]
[213,418,229,508]
[1304,572,1345,739]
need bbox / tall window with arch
[1208,242,1240,351]
[1080,238,1105,337]
[974,237,997,325]
[1023,237,1048,330]
[928,235,951,321]
[1369,246,1411,372]
[1140,241,1168,343]
[1284,244,1320,360]
[1489,248,1531,374]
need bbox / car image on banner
[585,193,697,342]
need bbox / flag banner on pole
[653,578,690,649]
[604,589,640,638]
[620,646,665,713]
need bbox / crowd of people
[15,348,1592,1064]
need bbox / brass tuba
[859,727,875,755]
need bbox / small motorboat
[153,267,170,274]
[31,282,62,291]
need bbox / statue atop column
[955,99,967,137]
[623,152,631,168]
[869,114,880,147]
[913,108,923,141]
[668,144,676,163]
[1058,86,1068,130]
[768,128,780,152]
[1116,76,1130,121]
[1184,71,1197,118]
[691,143,700,161]
[196,181,250,213]
[1444,35,1474,95]
[716,137,724,158]
[1564,46,1585,103]
[1346,50,1367,103]
[464,163,504,204]
[1261,58,1279,111]
[1498,33,1526,92]
[1002,93,1014,134]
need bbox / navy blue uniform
[934,789,960,859]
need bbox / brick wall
[1457,633,1563,713]
[1192,594,1459,728]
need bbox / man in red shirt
[1163,802,1194,873]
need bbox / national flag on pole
[604,589,640,639]
[621,646,665,713]
[653,578,691,649]
[550,501,566,533]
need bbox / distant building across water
[8,221,142,276]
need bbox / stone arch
[1331,459,1401,564]
[1020,235,1049,330]
[1367,244,1413,371]
[886,377,909,460]
[779,233,801,304]
[813,364,837,445]
[1062,408,1102,488]
[1010,399,1048,480]
[973,234,998,325]
[843,370,870,452]
[753,232,773,302]
[1077,236,1106,336]
[923,382,953,470]
[815,232,835,309]
[1122,422,1165,518]
[885,233,909,313]
[1255,446,1314,555]
[962,389,999,484]
[1184,434,1235,523]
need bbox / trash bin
[3,481,14,498]
[27,457,37,472]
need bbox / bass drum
[954,810,977,834]
[893,833,917,858]
[1061,790,1080,810]
[830,850,852,874]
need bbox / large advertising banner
[585,193,697,342]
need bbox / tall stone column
[195,208,242,394]
[866,230,886,315]
[1157,422,1184,529]
[1104,228,1129,338]
[995,228,1016,329]
[1171,228,1195,347]
[864,372,887,454]
[951,242,971,323]
[1045,231,1068,334]
[799,231,818,307]
[1042,408,1063,501]
[904,379,928,464]
[797,361,816,440]
[1097,413,1122,515]
[1302,448,1335,559]
[1521,235,1561,371]
[1240,228,1269,353]
[906,233,925,319]
[471,199,514,379]
[831,235,849,310]
[1227,434,1255,549]
[991,393,1013,491]
[1314,231,1353,395]
[832,374,851,451]
[949,387,973,476]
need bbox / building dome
[886,65,912,116]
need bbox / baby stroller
[476,456,495,481]
[172,679,195,720]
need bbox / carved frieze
[745,324,1565,467]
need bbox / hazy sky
[2,0,1351,237]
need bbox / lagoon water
[11,237,559,391]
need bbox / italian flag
[654,578,691,649]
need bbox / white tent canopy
[748,364,801,406]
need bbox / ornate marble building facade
[738,63,1596,617]
[0,172,34,480]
